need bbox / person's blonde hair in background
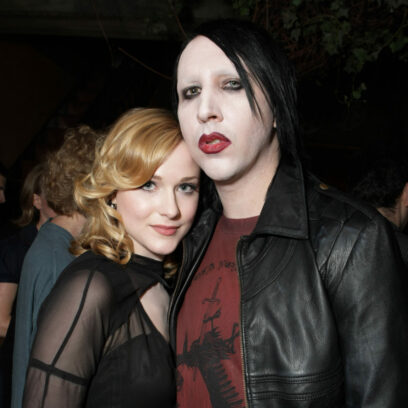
[72,108,182,269]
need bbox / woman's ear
[108,192,117,209]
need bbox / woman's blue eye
[141,181,155,191]
[179,183,198,194]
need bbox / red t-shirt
[176,215,258,408]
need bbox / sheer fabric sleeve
[22,266,114,407]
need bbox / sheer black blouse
[23,251,175,407]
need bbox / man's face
[0,174,6,204]
[176,35,277,187]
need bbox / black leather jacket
[169,158,408,407]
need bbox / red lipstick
[152,225,178,236]
[198,133,231,154]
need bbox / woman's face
[113,141,200,261]
[176,35,276,187]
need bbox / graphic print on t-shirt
[177,215,258,408]
[177,273,243,407]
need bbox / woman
[0,162,55,406]
[22,108,200,407]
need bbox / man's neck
[216,142,280,219]
[51,212,86,238]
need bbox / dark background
[0,0,407,222]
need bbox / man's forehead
[178,36,236,75]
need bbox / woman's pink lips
[151,225,178,236]
[198,132,231,154]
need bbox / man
[353,155,408,267]
[11,126,101,407]
[170,19,408,407]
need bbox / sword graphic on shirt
[177,276,244,408]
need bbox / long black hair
[172,18,302,162]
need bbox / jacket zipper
[236,237,250,407]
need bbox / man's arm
[328,216,408,407]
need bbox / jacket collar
[203,156,309,240]
[252,157,309,239]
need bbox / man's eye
[141,181,155,191]
[224,80,242,90]
[183,87,201,99]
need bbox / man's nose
[197,91,223,124]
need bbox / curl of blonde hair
[72,108,182,269]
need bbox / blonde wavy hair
[72,108,182,268]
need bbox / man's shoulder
[28,222,71,254]
[303,172,398,278]
[303,172,393,259]
[20,225,74,280]
[305,172,381,228]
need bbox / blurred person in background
[11,125,101,408]
[0,162,14,239]
[0,162,56,338]
[0,162,56,406]
[0,162,6,205]
[352,155,408,268]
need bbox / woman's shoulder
[48,251,118,313]
[57,252,117,294]
[66,250,113,271]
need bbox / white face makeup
[176,35,276,187]
[113,141,199,261]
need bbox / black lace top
[23,251,175,407]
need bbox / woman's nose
[159,190,180,219]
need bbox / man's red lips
[198,133,231,154]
